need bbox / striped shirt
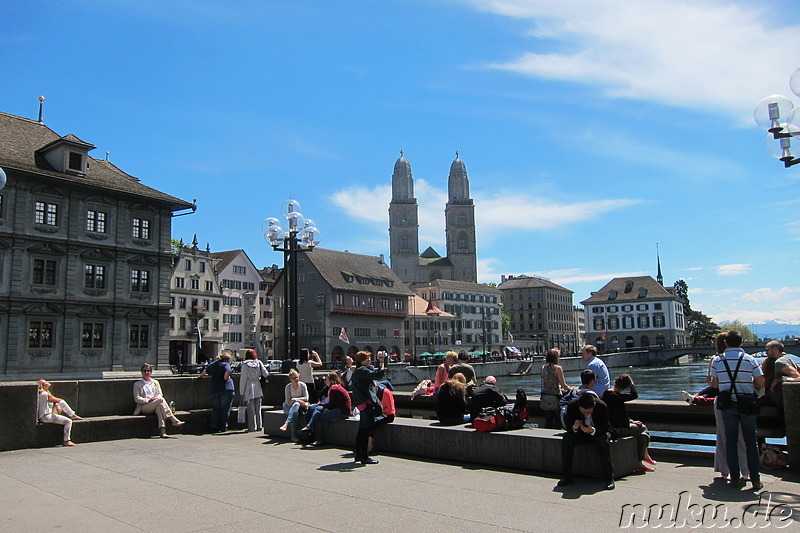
[710,348,762,395]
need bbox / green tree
[686,309,719,346]
[501,312,510,338]
[170,238,182,254]
[675,279,720,346]
[718,319,757,342]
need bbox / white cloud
[331,183,641,248]
[684,267,703,272]
[462,0,800,121]
[741,287,800,303]
[715,263,752,276]
[524,268,648,286]
[475,194,641,246]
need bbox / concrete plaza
[1,432,798,532]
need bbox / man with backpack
[558,392,615,490]
[710,330,764,490]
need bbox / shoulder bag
[719,356,761,415]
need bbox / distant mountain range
[746,320,800,339]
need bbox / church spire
[656,243,663,286]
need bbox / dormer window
[624,280,634,293]
[37,134,94,175]
[68,152,83,172]
[608,290,618,300]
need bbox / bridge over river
[642,341,800,364]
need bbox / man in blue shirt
[710,330,765,490]
[582,345,610,396]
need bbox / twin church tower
[388,151,478,284]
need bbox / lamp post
[262,199,321,361]
[754,67,800,167]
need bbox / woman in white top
[36,379,81,446]
[239,349,269,432]
[296,348,323,402]
[133,363,184,438]
[280,369,309,441]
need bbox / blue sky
[3,0,800,325]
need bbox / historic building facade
[388,152,477,283]
[211,249,264,355]
[271,248,413,363]
[410,279,501,354]
[0,110,193,374]
[581,276,687,351]
[168,237,222,366]
[498,274,579,355]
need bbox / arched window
[640,336,650,347]
[625,336,634,348]
[401,210,408,222]
[458,232,468,252]
[401,234,409,250]
[656,335,665,346]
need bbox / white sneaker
[681,390,695,403]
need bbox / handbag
[539,393,560,411]
[736,393,761,416]
[237,397,247,424]
[539,365,561,411]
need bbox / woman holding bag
[540,349,571,429]
[239,349,269,432]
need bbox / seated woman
[280,369,309,441]
[299,372,351,446]
[133,363,184,438]
[37,379,81,447]
[436,373,469,425]
[602,373,655,472]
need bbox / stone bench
[34,409,216,444]
[1,376,252,450]
[261,410,640,479]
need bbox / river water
[399,355,800,401]
[497,362,709,401]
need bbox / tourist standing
[238,349,269,432]
[199,353,235,432]
[351,350,385,464]
[710,330,765,490]
[540,348,571,429]
[297,348,323,403]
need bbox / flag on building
[195,325,202,351]
[339,327,350,344]
[508,331,514,343]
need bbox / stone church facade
[388,152,477,284]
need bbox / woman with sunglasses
[133,363,184,438]
[280,369,309,441]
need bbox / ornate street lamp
[261,199,321,361]
[754,67,800,167]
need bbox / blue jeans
[721,407,760,482]
[283,403,303,438]
[211,390,235,431]
[308,408,347,443]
